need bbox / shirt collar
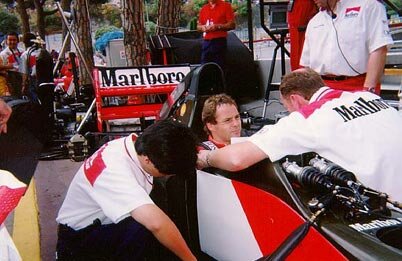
[309,87,332,103]
[208,135,228,148]
[124,134,152,177]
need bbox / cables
[327,0,362,75]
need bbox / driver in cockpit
[199,93,241,150]
[197,68,402,203]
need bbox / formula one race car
[156,63,402,260]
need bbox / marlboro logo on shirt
[345,6,361,18]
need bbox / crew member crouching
[56,119,197,260]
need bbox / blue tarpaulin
[95,31,124,52]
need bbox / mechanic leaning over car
[200,93,242,150]
[56,119,197,260]
[197,68,402,203]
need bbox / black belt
[321,74,366,81]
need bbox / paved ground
[35,160,81,261]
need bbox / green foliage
[386,0,402,18]
[181,0,207,28]
[232,0,248,17]
[45,13,62,33]
[101,3,122,28]
[193,0,207,11]
[0,0,14,5]
[189,17,197,30]
[0,9,20,34]
[145,21,156,36]
[91,3,122,28]
[95,25,120,40]
[144,0,157,22]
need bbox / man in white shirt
[198,68,402,202]
[300,0,393,94]
[0,32,23,97]
[57,119,197,260]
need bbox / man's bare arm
[131,204,196,261]
[197,141,267,171]
[364,45,388,91]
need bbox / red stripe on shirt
[299,89,344,118]
[84,144,108,186]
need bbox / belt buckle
[334,76,343,81]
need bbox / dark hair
[202,93,237,134]
[22,33,36,48]
[135,119,198,177]
[7,32,18,39]
[279,68,325,100]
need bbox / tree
[0,10,20,33]
[15,0,30,34]
[33,0,58,39]
[61,0,71,52]
[121,0,147,66]
[44,12,62,34]
[1,0,58,37]
[100,3,122,28]
[74,0,94,85]
[156,0,182,35]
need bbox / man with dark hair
[0,32,23,97]
[200,93,241,149]
[198,68,402,202]
[57,119,197,260]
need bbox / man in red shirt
[197,0,235,70]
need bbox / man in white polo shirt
[57,119,197,260]
[300,0,393,94]
[197,68,402,202]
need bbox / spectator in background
[50,49,59,64]
[0,32,23,97]
[60,52,78,78]
[197,0,235,70]
[200,93,241,150]
[20,33,40,102]
[0,67,10,96]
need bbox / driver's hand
[197,150,210,169]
